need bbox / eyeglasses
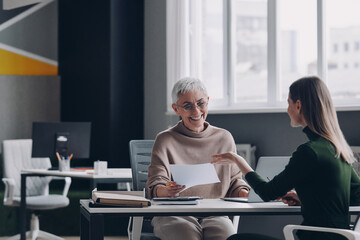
[177,101,208,112]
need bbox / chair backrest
[2,139,52,197]
[129,140,154,191]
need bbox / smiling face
[172,89,209,133]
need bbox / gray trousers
[152,216,236,240]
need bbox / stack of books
[91,190,151,207]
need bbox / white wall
[0,75,60,147]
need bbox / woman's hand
[211,152,239,164]
[211,152,253,175]
[156,181,186,197]
[239,188,250,198]
[281,190,301,206]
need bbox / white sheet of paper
[169,163,220,189]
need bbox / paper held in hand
[92,190,151,207]
[169,163,220,190]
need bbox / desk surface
[21,168,132,179]
[80,199,360,216]
[81,199,302,215]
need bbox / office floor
[0,237,127,240]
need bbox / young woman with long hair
[212,76,360,240]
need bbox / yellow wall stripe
[0,48,58,75]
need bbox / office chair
[128,140,159,240]
[283,223,360,240]
[2,139,71,240]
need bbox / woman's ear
[172,104,181,116]
[296,99,307,126]
[296,100,302,113]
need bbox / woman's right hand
[156,181,186,197]
[211,152,253,175]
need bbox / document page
[169,163,220,189]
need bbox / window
[201,0,225,101]
[333,43,338,53]
[355,42,360,51]
[167,0,360,113]
[327,0,360,103]
[233,0,267,105]
[279,0,317,102]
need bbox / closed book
[92,190,151,207]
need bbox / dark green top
[246,127,360,240]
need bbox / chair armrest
[2,178,15,206]
[128,216,143,240]
[283,224,360,240]
[231,216,240,230]
[62,177,71,196]
[48,176,72,196]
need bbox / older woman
[146,77,250,240]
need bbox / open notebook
[222,156,290,203]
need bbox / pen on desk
[56,152,61,162]
[267,177,271,181]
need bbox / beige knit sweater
[146,121,250,199]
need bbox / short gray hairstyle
[171,77,208,104]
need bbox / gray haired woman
[146,77,250,240]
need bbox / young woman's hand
[211,152,253,175]
[156,181,186,197]
[211,152,239,164]
[281,190,301,206]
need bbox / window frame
[166,0,360,114]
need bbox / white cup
[94,161,108,175]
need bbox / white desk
[20,168,132,240]
[79,199,360,240]
[21,168,132,180]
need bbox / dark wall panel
[59,0,111,165]
[110,0,144,167]
[59,0,144,167]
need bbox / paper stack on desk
[92,190,151,207]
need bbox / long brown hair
[289,76,355,163]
